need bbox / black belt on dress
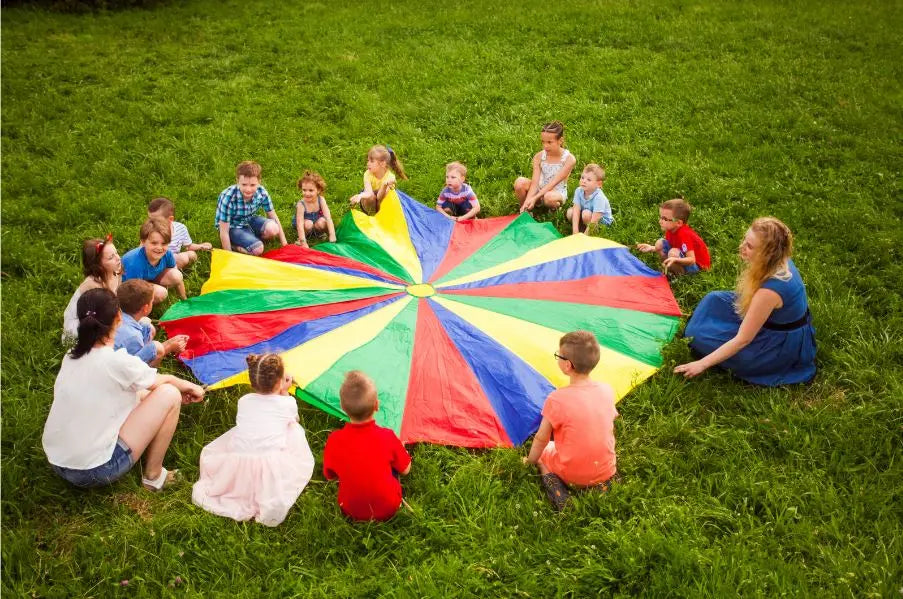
[762,309,811,331]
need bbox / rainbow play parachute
[161,190,681,447]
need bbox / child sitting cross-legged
[114,280,188,367]
[121,217,186,302]
[524,331,619,511]
[192,353,315,527]
[323,371,412,521]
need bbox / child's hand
[636,243,655,253]
[662,256,678,269]
[199,242,213,251]
[180,382,205,404]
[349,195,361,206]
[328,236,336,243]
[296,239,309,248]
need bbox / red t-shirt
[665,224,711,270]
[323,420,412,521]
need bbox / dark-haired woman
[62,235,123,342]
[44,288,205,491]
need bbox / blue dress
[684,260,816,386]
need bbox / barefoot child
[114,280,188,366]
[349,145,408,215]
[636,198,711,275]
[192,353,315,526]
[524,331,619,511]
[323,371,412,521]
[121,217,186,302]
[147,197,212,270]
[514,121,577,213]
[293,171,336,247]
[215,161,288,256]
[567,163,613,235]
[436,161,481,221]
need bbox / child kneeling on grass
[524,331,619,511]
[323,370,412,521]
[192,353,315,527]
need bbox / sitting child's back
[323,370,411,521]
[541,381,617,486]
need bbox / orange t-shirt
[539,382,618,485]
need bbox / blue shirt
[215,185,275,229]
[113,312,157,364]
[573,187,613,225]
[121,246,176,282]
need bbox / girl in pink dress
[192,354,314,526]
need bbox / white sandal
[142,467,180,492]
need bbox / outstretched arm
[674,288,782,378]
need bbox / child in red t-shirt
[636,198,711,275]
[524,331,619,511]
[323,371,412,521]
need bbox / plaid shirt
[214,185,275,229]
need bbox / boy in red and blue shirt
[636,198,711,275]
[323,371,411,521]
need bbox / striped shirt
[168,221,193,253]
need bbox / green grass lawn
[3,0,902,596]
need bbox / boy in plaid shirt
[215,161,288,255]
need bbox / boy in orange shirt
[524,330,619,511]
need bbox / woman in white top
[44,288,205,490]
[514,120,577,213]
[62,235,123,343]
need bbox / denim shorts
[662,240,700,274]
[228,216,270,252]
[51,438,135,488]
[438,199,473,217]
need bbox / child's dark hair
[368,145,408,180]
[118,279,154,315]
[246,353,285,394]
[339,370,377,421]
[542,120,565,139]
[140,217,172,244]
[148,197,175,218]
[661,198,691,223]
[236,160,262,180]
[297,170,327,193]
[559,330,601,374]
[71,288,120,359]
[82,236,111,281]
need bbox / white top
[43,346,157,469]
[539,149,573,197]
[169,221,194,253]
[231,393,301,452]
[61,288,83,343]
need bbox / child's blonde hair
[246,353,285,394]
[368,145,408,180]
[542,120,565,139]
[339,370,377,421]
[583,163,605,184]
[559,331,601,374]
[735,217,794,316]
[661,198,691,223]
[236,160,262,180]
[446,162,467,178]
[148,197,175,218]
[297,170,326,193]
[140,217,172,244]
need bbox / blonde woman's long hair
[735,217,794,316]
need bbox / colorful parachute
[161,190,681,448]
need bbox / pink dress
[192,393,314,526]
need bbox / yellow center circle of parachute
[405,283,436,298]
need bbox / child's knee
[543,193,563,208]
[152,284,168,303]
[249,242,265,256]
[303,220,314,233]
[262,220,279,239]
[186,250,198,263]
[581,210,593,223]
[565,207,574,219]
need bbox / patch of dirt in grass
[111,492,154,521]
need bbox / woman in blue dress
[674,217,816,386]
